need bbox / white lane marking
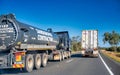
[99,53,114,75]
[66,59,73,63]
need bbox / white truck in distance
[81,30,98,57]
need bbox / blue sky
[0,0,120,47]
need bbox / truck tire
[67,53,69,59]
[68,51,71,58]
[34,54,41,70]
[41,53,48,67]
[65,52,68,59]
[24,54,34,72]
[62,52,65,60]
[59,52,62,61]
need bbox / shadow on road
[48,60,61,62]
[71,53,97,58]
[71,53,82,58]
[0,68,27,74]
[0,53,97,74]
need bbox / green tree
[103,31,120,52]
[71,36,81,51]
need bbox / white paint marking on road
[66,59,73,63]
[99,53,114,75]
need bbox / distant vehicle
[81,30,98,57]
[0,14,71,72]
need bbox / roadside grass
[101,50,120,63]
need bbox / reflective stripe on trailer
[12,64,24,68]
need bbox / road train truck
[81,30,98,57]
[0,14,71,72]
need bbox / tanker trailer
[0,13,60,72]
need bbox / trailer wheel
[65,52,68,59]
[41,53,48,67]
[34,54,41,70]
[68,52,71,58]
[59,52,62,61]
[62,52,65,60]
[67,52,69,59]
[24,54,34,72]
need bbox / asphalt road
[0,53,119,75]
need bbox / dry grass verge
[101,50,120,63]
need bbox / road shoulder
[99,51,120,75]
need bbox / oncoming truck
[0,14,71,72]
[81,30,98,57]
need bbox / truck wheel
[59,52,62,61]
[68,52,71,58]
[62,52,65,60]
[34,54,41,70]
[24,54,34,72]
[67,53,69,59]
[41,53,48,67]
[65,52,68,59]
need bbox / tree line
[103,31,120,52]
[71,36,81,51]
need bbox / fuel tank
[0,14,58,52]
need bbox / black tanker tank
[0,14,58,52]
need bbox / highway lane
[0,53,112,75]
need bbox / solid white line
[99,53,114,75]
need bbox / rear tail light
[14,52,25,62]
[15,54,21,62]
